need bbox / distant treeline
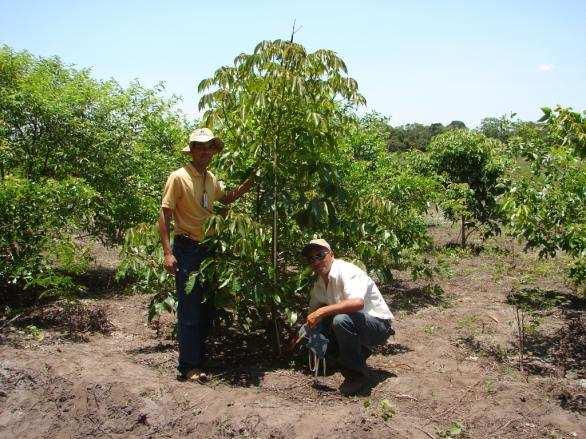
[387,115,528,151]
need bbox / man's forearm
[158,208,173,255]
[221,177,254,205]
[317,299,364,319]
[320,299,364,317]
[306,298,364,328]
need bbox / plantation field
[1,41,584,439]
[1,218,583,439]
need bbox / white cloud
[537,64,555,72]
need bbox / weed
[423,324,437,335]
[483,378,496,395]
[436,421,466,438]
[492,344,510,362]
[458,336,512,364]
[435,254,456,278]
[519,273,536,285]
[24,324,44,341]
[439,245,471,259]
[378,399,396,421]
[507,288,571,372]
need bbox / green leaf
[163,295,177,312]
[185,273,197,293]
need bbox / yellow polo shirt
[161,164,226,242]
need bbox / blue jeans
[317,312,393,373]
[173,237,214,375]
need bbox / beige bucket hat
[182,128,224,153]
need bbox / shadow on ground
[360,369,397,396]
[130,324,407,390]
[384,279,452,314]
[74,267,127,299]
[374,342,411,355]
[459,312,585,380]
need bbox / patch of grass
[519,273,536,285]
[456,315,480,335]
[434,254,456,278]
[502,365,519,376]
[440,245,472,259]
[491,259,510,281]
[431,245,474,279]
[515,256,568,284]
[47,238,94,276]
[482,243,510,256]
[458,266,476,277]
[423,324,437,335]
[426,284,454,308]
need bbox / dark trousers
[173,237,214,375]
[317,312,393,373]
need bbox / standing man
[302,239,395,395]
[159,128,253,381]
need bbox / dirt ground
[1,221,585,438]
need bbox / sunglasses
[190,142,219,151]
[306,251,329,263]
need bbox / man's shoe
[177,368,208,383]
[339,370,369,396]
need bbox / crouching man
[302,239,395,396]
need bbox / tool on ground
[294,323,329,378]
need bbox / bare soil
[1,221,584,438]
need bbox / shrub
[503,107,585,292]
[0,176,96,301]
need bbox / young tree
[196,39,366,346]
[428,129,508,246]
[185,40,433,345]
[503,107,585,291]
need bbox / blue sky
[1,0,585,127]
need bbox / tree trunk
[461,215,466,247]
[271,146,281,355]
